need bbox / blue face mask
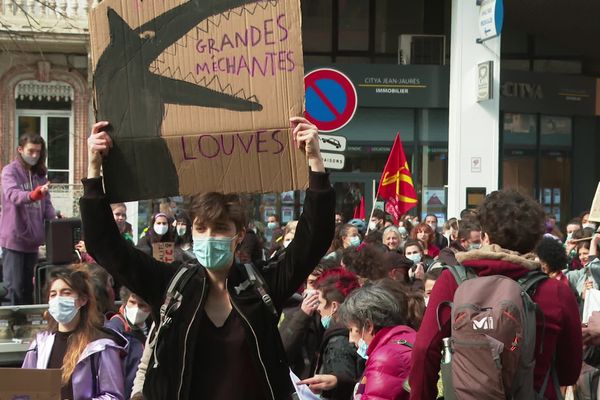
[349,236,361,247]
[48,296,79,325]
[193,236,236,270]
[407,253,422,264]
[321,314,332,330]
[267,222,277,230]
[468,243,482,251]
[357,338,369,360]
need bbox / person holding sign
[80,116,335,400]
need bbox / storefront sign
[478,0,504,42]
[477,61,493,102]
[501,70,596,116]
[305,68,358,132]
[306,64,449,109]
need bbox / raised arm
[261,117,334,308]
[80,122,178,313]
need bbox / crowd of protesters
[1,127,600,400]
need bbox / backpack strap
[109,313,132,333]
[517,270,548,354]
[444,264,478,286]
[149,263,199,368]
[243,263,278,318]
[517,270,548,295]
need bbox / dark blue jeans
[1,248,37,305]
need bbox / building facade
[1,0,599,229]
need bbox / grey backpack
[439,265,560,400]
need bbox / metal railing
[0,0,96,33]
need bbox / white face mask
[368,221,378,231]
[427,223,437,231]
[125,305,150,326]
[176,226,187,237]
[154,223,169,236]
[21,153,39,166]
[583,223,597,231]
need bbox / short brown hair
[477,189,545,254]
[189,192,247,233]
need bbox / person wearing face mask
[0,133,56,305]
[22,266,126,400]
[298,268,362,400]
[582,211,598,231]
[173,211,195,261]
[325,224,362,262]
[106,287,152,399]
[424,214,448,250]
[437,221,482,266]
[279,259,338,379]
[136,213,176,257]
[339,284,417,400]
[368,209,386,233]
[82,116,335,400]
[266,214,285,255]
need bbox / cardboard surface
[0,368,61,400]
[152,242,175,263]
[589,182,600,223]
[89,0,307,202]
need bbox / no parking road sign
[305,68,358,132]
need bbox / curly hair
[477,189,545,254]
[535,237,568,273]
[410,223,435,247]
[316,267,360,305]
[347,244,388,281]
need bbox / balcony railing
[0,0,96,34]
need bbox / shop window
[503,113,537,147]
[420,145,448,221]
[501,113,572,223]
[338,0,369,51]
[540,115,572,147]
[302,0,332,52]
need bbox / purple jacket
[354,325,416,400]
[22,330,127,400]
[0,159,55,252]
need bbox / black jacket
[79,171,335,400]
[315,324,363,400]
[279,301,324,379]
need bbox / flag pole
[365,180,378,236]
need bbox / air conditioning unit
[398,34,446,65]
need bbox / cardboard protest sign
[89,0,307,202]
[0,368,61,400]
[152,242,176,263]
[589,182,600,223]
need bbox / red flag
[376,133,418,221]
[353,196,365,220]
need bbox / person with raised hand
[80,116,335,400]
